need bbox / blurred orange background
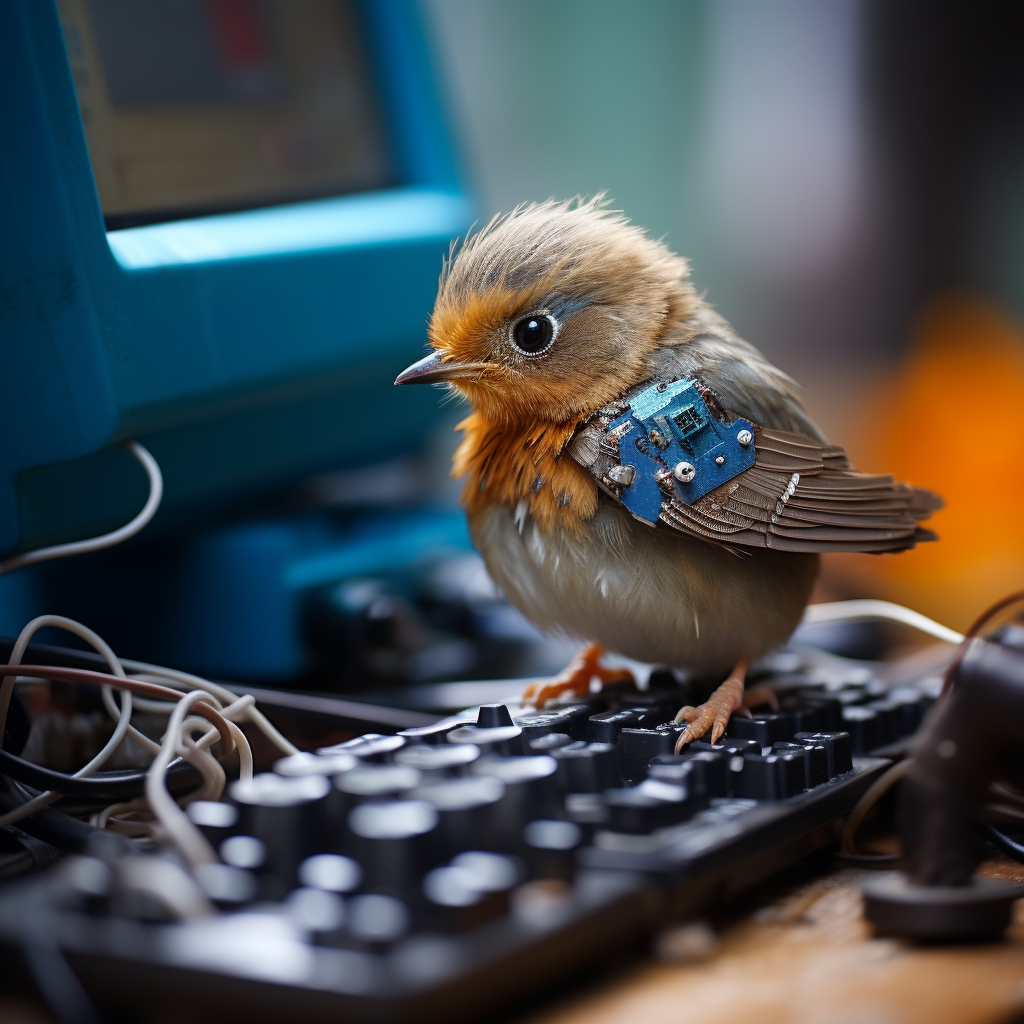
[822,294,1024,631]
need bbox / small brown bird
[396,198,940,747]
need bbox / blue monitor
[0,0,471,560]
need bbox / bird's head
[395,197,697,427]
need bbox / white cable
[0,440,162,574]
[122,661,300,756]
[146,691,222,867]
[801,599,964,646]
[0,616,138,827]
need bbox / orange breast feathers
[452,412,599,534]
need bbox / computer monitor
[1,0,470,558]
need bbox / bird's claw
[523,642,633,709]
[673,673,747,753]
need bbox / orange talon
[522,642,633,709]
[674,655,752,752]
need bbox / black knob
[472,756,562,849]
[411,776,505,854]
[347,800,439,895]
[476,703,515,728]
[229,774,332,897]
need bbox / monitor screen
[58,0,394,228]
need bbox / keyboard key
[617,727,677,784]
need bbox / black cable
[0,787,130,854]
[0,751,201,800]
[983,821,1024,864]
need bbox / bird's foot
[522,642,633,709]
[673,655,752,752]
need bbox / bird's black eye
[511,313,557,356]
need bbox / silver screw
[715,456,725,466]
[608,464,636,486]
[736,429,753,447]
[673,461,696,484]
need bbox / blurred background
[4,0,1024,705]
[422,0,1024,633]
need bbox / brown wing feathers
[657,425,941,554]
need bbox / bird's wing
[568,381,941,554]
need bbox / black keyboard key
[774,741,830,788]
[646,753,718,806]
[692,737,760,756]
[728,713,788,746]
[421,865,508,932]
[795,731,854,775]
[864,699,903,744]
[523,819,582,881]
[588,708,646,743]
[841,707,879,753]
[529,732,574,752]
[516,712,572,741]
[472,756,562,846]
[793,694,844,731]
[318,734,405,762]
[603,780,694,833]
[550,741,621,793]
[394,743,480,775]
[617,727,676,784]
[446,724,528,756]
[398,719,465,744]
[734,751,804,800]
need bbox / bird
[395,197,941,748]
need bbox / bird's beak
[394,351,492,385]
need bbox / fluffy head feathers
[429,196,696,426]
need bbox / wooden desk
[524,857,1024,1024]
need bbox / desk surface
[524,857,1024,1024]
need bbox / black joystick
[862,639,1024,941]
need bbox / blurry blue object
[0,0,472,558]
[21,509,473,680]
[157,510,473,678]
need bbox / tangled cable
[0,615,299,868]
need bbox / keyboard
[0,656,932,1022]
